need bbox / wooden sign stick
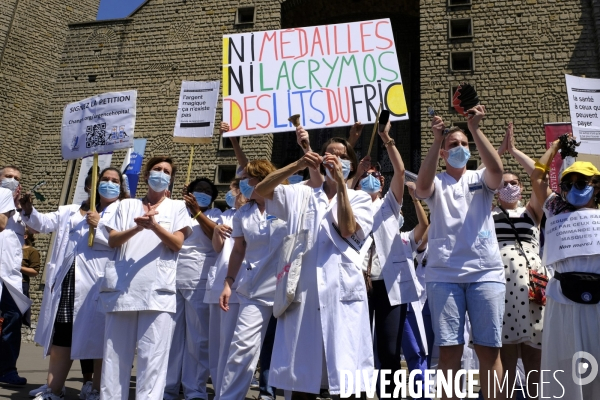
[87,152,99,247]
[366,103,383,156]
[186,144,195,185]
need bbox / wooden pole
[87,153,98,247]
[186,144,195,185]
[366,103,383,156]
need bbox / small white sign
[174,81,220,142]
[72,153,113,205]
[566,74,600,155]
[543,209,600,265]
[61,90,137,160]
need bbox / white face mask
[1,177,19,193]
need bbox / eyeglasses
[560,180,593,192]
[360,171,382,180]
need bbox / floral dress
[493,206,546,349]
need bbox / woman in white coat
[20,167,127,400]
[255,130,374,398]
[204,178,245,400]
[352,121,428,396]
[163,177,222,400]
[101,156,191,400]
[217,160,288,400]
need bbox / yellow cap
[561,161,600,179]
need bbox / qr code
[86,123,106,148]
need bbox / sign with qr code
[61,90,137,160]
[173,81,220,143]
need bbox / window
[214,165,237,185]
[219,136,243,151]
[450,51,474,72]
[448,0,471,6]
[449,19,473,39]
[235,6,255,25]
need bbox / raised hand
[467,104,486,127]
[298,151,323,171]
[296,125,310,151]
[183,192,201,216]
[356,155,372,179]
[86,210,100,228]
[19,192,33,216]
[323,152,344,183]
[406,181,417,199]
[431,116,446,141]
[220,122,230,134]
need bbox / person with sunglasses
[531,137,600,399]
[492,123,547,397]
[353,120,427,397]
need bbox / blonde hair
[245,160,277,182]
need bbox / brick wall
[420,0,600,189]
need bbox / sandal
[0,370,27,386]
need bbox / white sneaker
[80,381,93,399]
[30,385,66,398]
[33,389,65,400]
[86,389,100,400]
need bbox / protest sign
[121,138,147,198]
[543,209,600,265]
[222,19,407,137]
[61,90,137,160]
[72,153,113,205]
[565,74,600,155]
[174,81,220,144]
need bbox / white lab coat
[0,229,31,314]
[266,183,374,395]
[24,202,118,358]
[371,191,419,306]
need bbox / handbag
[497,206,548,306]
[554,271,600,304]
[273,189,310,318]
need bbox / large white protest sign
[222,19,407,137]
[543,209,600,265]
[61,90,137,160]
[173,81,220,143]
[566,74,600,155]
[72,153,113,205]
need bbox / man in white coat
[0,187,32,386]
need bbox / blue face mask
[193,192,212,208]
[98,181,120,200]
[446,146,471,169]
[240,178,254,200]
[288,174,304,185]
[225,190,236,208]
[148,170,170,192]
[360,174,381,194]
[566,185,594,207]
[325,158,352,180]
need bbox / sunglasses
[360,170,382,180]
[560,180,594,192]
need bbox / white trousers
[213,302,240,400]
[101,310,175,400]
[164,288,210,400]
[219,303,272,400]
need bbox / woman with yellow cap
[531,137,600,399]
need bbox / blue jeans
[426,281,505,348]
[259,315,277,399]
[0,283,23,376]
[401,303,432,400]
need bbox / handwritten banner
[61,90,137,160]
[222,19,407,137]
[543,209,600,265]
[566,74,600,155]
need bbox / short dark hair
[144,156,177,183]
[441,127,467,150]
[97,167,129,201]
[188,177,218,202]
[0,165,21,177]
[319,137,359,180]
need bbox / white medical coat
[100,198,191,313]
[266,183,374,395]
[0,229,31,314]
[371,191,419,306]
[176,208,222,290]
[24,203,118,358]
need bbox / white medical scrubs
[203,208,243,400]
[219,202,286,400]
[164,207,221,400]
[100,198,191,400]
[266,183,374,395]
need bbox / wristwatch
[224,276,235,284]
